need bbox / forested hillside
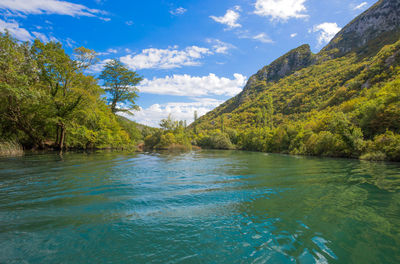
[191,0,400,161]
[0,32,144,151]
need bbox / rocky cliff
[230,44,315,110]
[323,0,400,55]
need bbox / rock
[323,0,400,55]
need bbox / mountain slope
[324,0,400,56]
[192,0,400,161]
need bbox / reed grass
[0,140,23,157]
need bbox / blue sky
[0,0,372,126]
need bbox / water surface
[1,151,400,263]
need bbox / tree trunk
[55,125,59,147]
[58,123,66,150]
[111,101,117,113]
[59,126,65,150]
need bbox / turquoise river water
[0,150,400,263]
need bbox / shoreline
[2,146,399,164]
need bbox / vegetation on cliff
[190,0,400,161]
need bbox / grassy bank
[0,140,23,157]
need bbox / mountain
[324,0,400,55]
[192,0,400,161]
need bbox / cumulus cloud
[131,98,225,127]
[0,19,32,41]
[0,0,106,18]
[354,2,368,10]
[313,22,341,45]
[138,73,247,97]
[290,33,298,38]
[254,0,308,21]
[210,6,241,29]
[120,46,212,70]
[253,33,274,43]
[170,7,187,15]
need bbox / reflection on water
[0,150,400,263]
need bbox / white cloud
[170,7,187,15]
[32,31,48,42]
[125,20,134,26]
[32,31,58,43]
[253,33,274,43]
[0,19,32,41]
[87,58,112,74]
[131,98,225,127]
[254,0,308,21]
[31,31,59,44]
[210,7,241,29]
[0,0,105,18]
[99,17,111,22]
[120,46,212,70]
[354,2,368,10]
[206,39,235,54]
[235,30,274,44]
[313,22,341,45]
[138,73,247,97]
[290,33,298,38]
[95,48,118,56]
[65,37,75,48]
[107,48,118,54]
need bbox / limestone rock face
[255,44,314,83]
[324,0,400,54]
[238,44,315,104]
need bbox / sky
[0,0,373,127]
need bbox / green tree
[220,115,225,133]
[99,59,142,114]
[264,95,274,128]
[32,40,97,150]
[194,110,198,121]
[160,114,177,131]
[0,32,47,148]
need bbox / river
[1,150,399,263]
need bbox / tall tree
[99,59,142,114]
[0,32,48,148]
[194,110,198,121]
[31,40,97,150]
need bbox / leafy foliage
[144,115,191,150]
[0,32,143,151]
[99,59,142,114]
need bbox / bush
[155,133,176,149]
[305,131,345,157]
[225,128,238,145]
[198,132,234,150]
[369,131,400,161]
[360,152,386,161]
